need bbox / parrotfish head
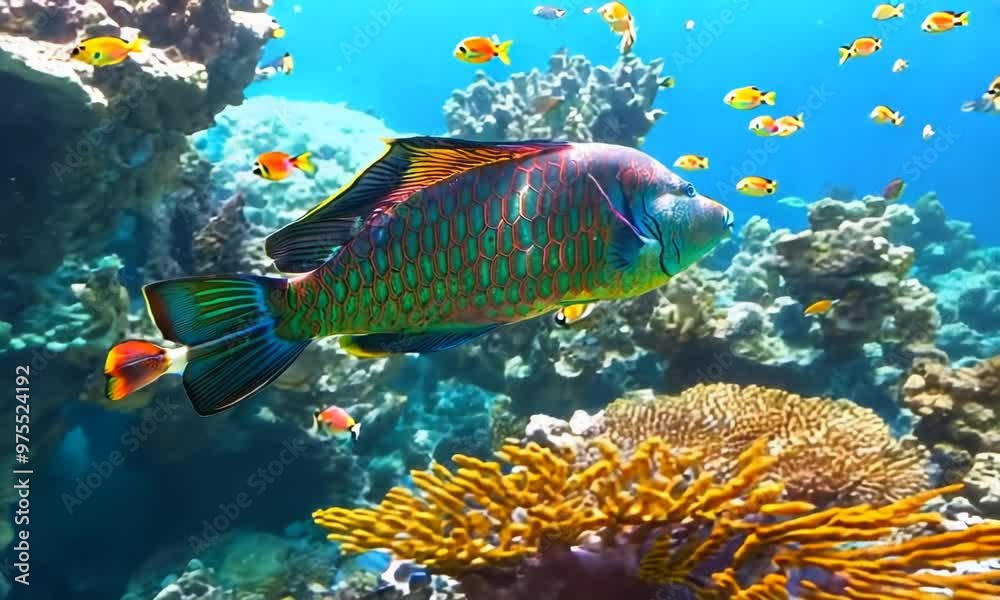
[621,159,734,277]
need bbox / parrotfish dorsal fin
[264,136,571,273]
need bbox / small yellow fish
[281,52,294,75]
[253,151,317,181]
[892,58,908,73]
[774,113,805,137]
[987,75,1000,97]
[870,105,904,126]
[269,18,286,39]
[872,3,904,20]
[748,115,780,136]
[596,2,637,53]
[724,86,776,110]
[922,124,935,141]
[454,35,513,65]
[838,36,881,66]
[70,34,148,67]
[804,299,838,316]
[737,176,778,197]
[658,76,675,89]
[673,154,709,171]
[921,10,969,33]
[553,303,597,327]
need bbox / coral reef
[314,436,1000,600]
[596,383,929,507]
[901,355,1000,515]
[444,48,665,146]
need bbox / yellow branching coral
[313,436,1000,599]
[603,383,929,507]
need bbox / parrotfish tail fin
[130,35,149,52]
[894,113,905,126]
[838,46,852,65]
[495,39,513,65]
[768,181,779,194]
[143,275,311,416]
[104,340,172,401]
[292,151,318,178]
[956,11,969,26]
[699,156,709,169]
[349,422,361,442]
[762,90,776,105]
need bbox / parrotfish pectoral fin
[265,136,572,273]
[143,275,311,415]
[339,326,499,356]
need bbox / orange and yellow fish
[838,36,881,65]
[311,405,361,441]
[553,303,597,327]
[104,340,185,401]
[737,176,778,197]
[596,2,637,53]
[252,151,318,181]
[673,154,709,171]
[269,18,286,39]
[454,35,513,65]
[774,113,805,137]
[872,3,904,20]
[921,11,969,33]
[804,299,838,316]
[70,34,148,67]
[724,86,776,110]
[870,105,904,126]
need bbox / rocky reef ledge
[0,0,272,319]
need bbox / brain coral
[600,383,929,507]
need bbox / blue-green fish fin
[143,276,311,415]
[264,136,572,273]
[340,325,499,356]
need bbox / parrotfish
[104,137,734,415]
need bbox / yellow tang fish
[70,34,148,67]
[870,105,904,126]
[596,2,637,53]
[724,86,776,110]
[673,154,709,171]
[804,299,838,316]
[872,3,904,20]
[553,303,597,327]
[838,36,881,66]
[737,176,778,197]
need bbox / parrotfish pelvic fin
[339,326,499,357]
[264,136,572,273]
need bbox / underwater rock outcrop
[902,355,1000,515]
[444,48,665,145]
[314,433,1000,600]
[0,0,273,351]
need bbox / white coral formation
[444,48,665,145]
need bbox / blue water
[256,0,998,242]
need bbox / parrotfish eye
[684,183,697,198]
[71,47,81,55]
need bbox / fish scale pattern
[282,152,665,338]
